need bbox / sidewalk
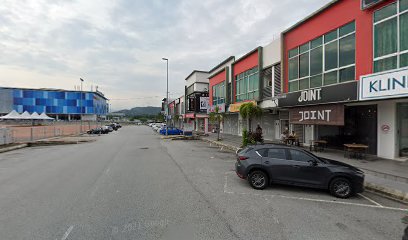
[202,132,408,202]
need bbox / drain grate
[139,147,149,150]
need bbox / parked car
[159,127,183,135]
[87,127,103,134]
[403,215,408,240]
[235,144,365,198]
[103,125,113,133]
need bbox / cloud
[0,0,331,110]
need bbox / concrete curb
[201,138,408,203]
[364,182,408,203]
[0,144,28,153]
[201,138,240,152]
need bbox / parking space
[224,171,408,212]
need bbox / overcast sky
[0,0,330,110]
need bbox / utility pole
[162,58,169,136]
[80,78,84,132]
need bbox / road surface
[0,126,406,239]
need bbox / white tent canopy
[0,110,21,119]
[39,112,54,120]
[20,111,32,119]
[0,111,55,120]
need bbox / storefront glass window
[311,37,323,49]
[324,30,338,43]
[374,56,398,72]
[339,66,355,82]
[339,34,356,67]
[289,57,298,80]
[299,43,309,54]
[289,81,298,92]
[401,53,408,67]
[310,74,322,88]
[324,71,338,85]
[299,78,309,90]
[235,67,259,102]
[339,22,355,37]
[212,82,225,106]
[288,21,355,92]
[325,41,338,71]
[310,47,323,75]
[299,53,309,78]
[401,0,408,11]
[401,12,408,51]
[374,0,408,72]
[374,18,398,58]
[374,3,397,22]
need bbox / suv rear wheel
[329,177,353,198]
[403,226,408,240]
[248,171,268,190]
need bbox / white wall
[262,39,281,68]
[194,82,209,92]
[185,72,209,87]
[195,72,209,83]
[377,101,397,159]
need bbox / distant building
[0,87,108,121]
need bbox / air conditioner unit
[361,0,385,10]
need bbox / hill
[114,106,162,116]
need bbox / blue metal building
[0,87,108,120]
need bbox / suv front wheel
[329,177,353,198]
[248,171,268,190]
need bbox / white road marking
[358,193,383,207]
[223,173,408,212]
[60,225,74,240]
[106,167,110,173]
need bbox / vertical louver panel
[274,64,281,96]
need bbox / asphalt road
[0,126,406,240]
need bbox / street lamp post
[162,58,169,136]
[80,78,84,132]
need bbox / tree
[239,102,262,132]
[209,106,225,141]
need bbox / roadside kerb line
[224,173,408,212]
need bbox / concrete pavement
[0,126,406,239]
[202,132,408,202]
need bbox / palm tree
[239,102,262,132]
[209,106,225,141]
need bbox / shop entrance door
[398,103,408,158]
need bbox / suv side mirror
[308,159,318,166]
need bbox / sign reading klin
[360,68,408,100]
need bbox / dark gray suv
[235,144,365,198]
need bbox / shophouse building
[280,0,408,159]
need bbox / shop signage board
[229,100,257,113]
[200,97,209,110]
[278,81,357,107]
[207,103,226,114]
[289,104,344,126]
[360,67,408,101]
